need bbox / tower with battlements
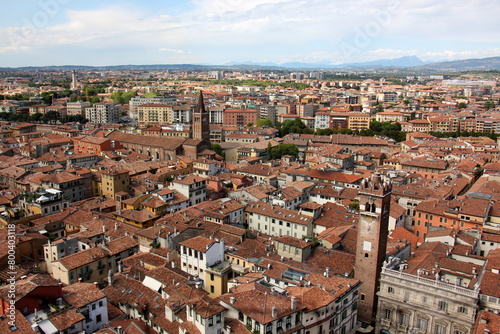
[354,172,392,325]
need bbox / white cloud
[0,0,498,65]
[421,48,500,62]
[158,48,190,54]
[368,49,417,57]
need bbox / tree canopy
[278,117,314,136]
[110,91,137,104]
[256,118,273,127]
[267,143,299,160]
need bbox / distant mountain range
[1,56,499,72]
[413,56,500,71]
[225,55,426,69]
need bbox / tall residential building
[129,96,177,119]
[256,104,287,125]
[98,167,130,198]
[223,109,257,128]
[309,71,325,80]
[209,105,224,125]
[85,103,120,124]
[209,70,224,80]
[137,103,173,124]
[354,173,391,325]
[191,90,210,142]
[66,101,91,117]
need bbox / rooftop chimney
[271,306,278,318]
[230,297,236,304]
[108,269,114,285]
[291,296,297,311]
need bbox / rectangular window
[435,324,446,334]
[416,318,428,331]
[399,313,409,325]
[438,301,448,312]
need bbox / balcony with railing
[380,318,391,328]
[381,267,479,298]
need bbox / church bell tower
[192,90,210,142]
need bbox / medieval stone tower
[354,172,391,325]
[192,90,210,142]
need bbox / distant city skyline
[0,0,498,67]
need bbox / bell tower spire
[192,90,210,142]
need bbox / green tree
[370,120,383,133]
[485,101,496,110]
[211,144,223,156]
[256,118,273,127]
[143,91,157,98]
[268,143,299,160]
[41,110,60,124]
[458,102,467,109]
[111,91,137,104]
[83,87,98,97]
[348,201,360,212]
[316,128,334,135]
[30,112,43,123]
[266,142,273,157]
[246,122,254,127]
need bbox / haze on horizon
[0,0,498,68]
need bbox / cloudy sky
[0,0,498,67]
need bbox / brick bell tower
[192,90,210,142]
[354,172,391,325]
